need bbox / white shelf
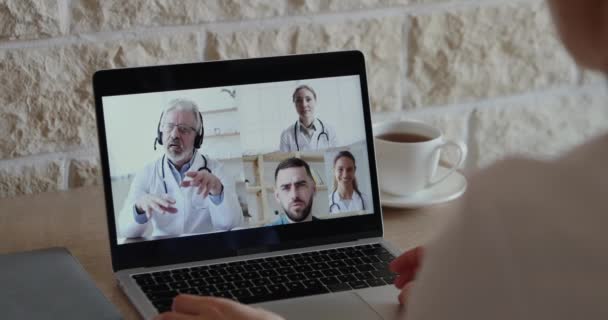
[205,131,240,138]
[201,107,237,115]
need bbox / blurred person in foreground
[155,0,608,319]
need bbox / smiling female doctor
[118,99,243,239]
[328,151,370,214]
[279,85,338,152]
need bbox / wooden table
[0,186,457,319]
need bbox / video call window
[101,76,373,245]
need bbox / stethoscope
[158,152,211,194]
[329,189,365,213]
[293,118,329,151]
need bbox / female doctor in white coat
[329,151,370,214]
[118,99,243,238]
[279,85,338,152]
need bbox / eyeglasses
[162,123,197,135]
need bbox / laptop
[0,247,121,319]
[93,51,405,319]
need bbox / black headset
[154,111,204,150]
[153,110,209,194]
[329,189,365,213]
[294,118,329,151]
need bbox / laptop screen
[102,75,374,245]
[94,52,383,270]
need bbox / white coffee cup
[374,120,467,196]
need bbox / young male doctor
[118,99,243,239]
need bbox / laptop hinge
[236,246,270,256]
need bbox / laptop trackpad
[259,292,383,320]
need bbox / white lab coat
[118,151,243,238]
[328,189,369,214]
[279,118,338,152]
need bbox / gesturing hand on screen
[181,171,223,198]
[135,194,177,216]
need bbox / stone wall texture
[1,0,607,198]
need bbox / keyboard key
[215,282,236,292]
[204,276,222,284]
[337,274,357,283]
[196,285,217,295]
[135,278,156,286]
[355,264,375,272]
[172,274,190,281]
[327,283,352,292]
[252,278,271,287]
[287,273,306,282]
[311,262,330,270]
[261,262,279,269]
[187,279,206,287]
[242,272,261,280]
[168,281,189,290]
[285,281,306,292]
[231,289,253,300]
[366,278,387,287]
[277,267,296,275]
[150,271,170,277]
[226,266,245,274]
[180,288,200,295]
[269,275,289,284]
[383,275,397,284]
[154,276,174,284]
[303,271,324,279]
[354,272,374,281]
[302,279,323,288]
[320,277,339,286]
[171,268,189,274]
[151,298,173,312]
[212,291,234,299]
[146,290,178,300]
[222,274,243,283]
[294,265,313,273]
[338,266,357,275]
[349,281,369,289]
[259,269,279,277]
[249,286,270,296]
[321,269,340,277]
[248,264,263,272]
[328,260,347,268]
[141,284,170,293]
[234,280,254,288]
[133,273,152,280]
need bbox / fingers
[181,171,218,198]
[154,311,196,320]
[172,295,224,316]
[398,283,412,305]
[390,246,424,289]
[390,246,423,273]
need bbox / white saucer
[380,166,467,209]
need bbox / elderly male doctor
[118,99,243,238]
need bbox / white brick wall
[1,0,606,197]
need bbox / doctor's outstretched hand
[155,295,283,320]
[135,194,177,216]
[390,246,424,306]
[181,171,224,198]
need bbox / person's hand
[135,194,177,216]
[389,246,424,305]
[155,295,284,320]
[181,171,223,198]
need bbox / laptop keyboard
[132,244,397,313]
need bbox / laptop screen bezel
[93,51,384,271]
